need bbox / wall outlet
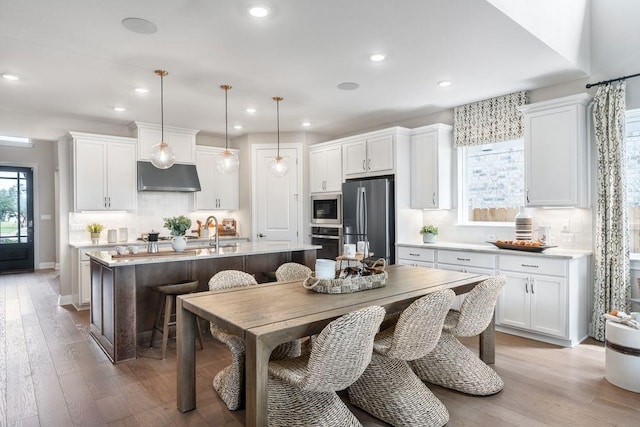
[487,234,496,242]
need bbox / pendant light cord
[276,98,280,157]
[225,86,229,150]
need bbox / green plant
[419,225,438,235]
[164,215,192,236]
[86,223,103,233]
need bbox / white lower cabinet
[396,243,591,347]
[396,246,435,268]
[496,254,589,347]
[80,259,91,305]
[436,250,496,310]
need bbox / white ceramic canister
[107,229,118,243]
[315,259,336,279]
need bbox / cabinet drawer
[499,255,566,277]
[397,246,435,263]
[437,250,496,269]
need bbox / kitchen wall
[0,139,56,268]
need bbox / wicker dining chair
[208,270,302,410]
[275,262,312,281]
[267,305,386,427]
[348,289,456,427]
[409,275,506,396]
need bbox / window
[458,139,525,224]
[626,109,640,253]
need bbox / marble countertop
[86,241,321,267]
[70,235,248,250]
[396,241,592,260]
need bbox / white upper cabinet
[70,132,137,211]
[195,146,239,211]
[309,144,342,193]
[343,134,395,178]
[410,124,452,209]
[130,121,198,164]
[517,94,591,207]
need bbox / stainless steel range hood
[137,161,201,192]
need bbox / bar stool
[149,279,204,359]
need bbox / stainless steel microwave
[311,193,342,225]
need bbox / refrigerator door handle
[356,187,362,235]
[362,186,368,237]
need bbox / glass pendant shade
[150,69,175,169]
[217,149,239,173]
[269,156,288,177]
[150,141,175,169]
[270,96,288,177]
[217,84,240,173]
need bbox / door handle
[432,192,436,206]
[525,277,529,293]
[526,188,530,203]
[108,196,111,208]
[362,159,366,171]
[258,233,266,238]
[368,158,371,170]
[530,277,535,294]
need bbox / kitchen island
[86,241,319,363]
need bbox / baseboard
[58,294,73,306]
[38,262,55,269]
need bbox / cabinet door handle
[368,158,371,170]
[531,277,535,294]
[362,159,366,171]
[521,263,539,269]
[409,253,421,257]
[108,197,111,208]
[526,188,530,203]
[432,192,436,206]
[525,277,529,293]
[456,257,470,262]
[104,197,107,208]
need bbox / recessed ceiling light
[301,121,311,127]
[233,124,243,130]
[2,74,19,81]
[370,54,386,62]
[122,17,157,34]
[134,87,148,94]
[437,80,452,87]
[113,107,126,112]
[245,107,256,113]
[248,5,269,17]
[337,82,360,91]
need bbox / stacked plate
[515,215,532,240]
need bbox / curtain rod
[585,71,640,88]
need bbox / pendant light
[216,84,239,173]
[149,70,176,169]
[269,96,288,177]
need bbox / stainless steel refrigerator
[342,176,395,264]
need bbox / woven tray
[303,259,387,294]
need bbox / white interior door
[253,146,301,242]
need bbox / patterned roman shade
[453,91,528,147]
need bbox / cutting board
[112,250,198,259]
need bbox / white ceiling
[0,0,638,141]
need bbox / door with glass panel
[0,166,34,272]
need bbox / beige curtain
[453,91,528,147]
[591,82,630,341]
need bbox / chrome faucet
[205,215,219,248]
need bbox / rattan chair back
[275,262,312,282]
[300,305,385,392]
[450,275,505,337]
[382,289,455,361]
[208,270,257,291]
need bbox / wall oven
[311,193,342,225]
[311,226,342,260]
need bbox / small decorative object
[87,223,103,244]
[304,258,387,294]
[164,215,192,252]
[419,225,438,243]
[514,206,532,240]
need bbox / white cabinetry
[410,124,453,209]
[496,254,589,346]
[195,146,239,210]
[130,121,198,164]
[71,248,94,309]
[343,134,395,178]
[436,250,496,309]
[397,246,435,268]
[517,93,591,207]
[309,144,342,193]
[70,132,137,211]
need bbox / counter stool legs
[151,292,204,359]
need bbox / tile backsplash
[69,191,240,243]
[420,207,592,250]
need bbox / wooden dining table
[176,264,493,427]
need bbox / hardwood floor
[1,270,639,426]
